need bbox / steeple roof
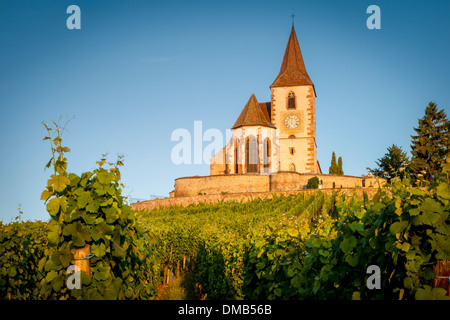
[271,27,314,89]
[232,94,276,129]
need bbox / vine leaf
[40,190,53,201]
[436,182,450,200]
[48,174,70,193]
[46,198,61,217]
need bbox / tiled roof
[271,27,314,88]
[232,94,276,129]
[258,102,271,123]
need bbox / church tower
[270,26,320,173]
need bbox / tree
[367,144,409,183]
[329,152,343,175]
[410,102,450,184]
[306,176,320,189]
[337,156,344,175]
[329,151,338,174]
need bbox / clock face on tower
[284,114,299,129]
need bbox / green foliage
[410,102,450,185]
[329,152,343,175]
[368,144,410,183]
[152,225,201,273]
[306,176,320,189]
[38,120,159,299]
[194,237,244,299]
[0,218,48,299]
[242,159,450,300]
[329,151,338,174]
[137,196,301,299]
[337,156,344,175]
[138,159,450,300]
[242,220,311,299]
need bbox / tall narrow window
[224,150,229,174]
[235,139,240,174]
[263,138,271,173]
[246,136,258,173]
[288,91,296,109]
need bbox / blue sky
[0,0,449,222]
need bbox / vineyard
[137,175,450,300]
[2,175,450,300]
[1,122,449,300]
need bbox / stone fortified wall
[130,172,385,212]
[131,187,384,212]
[173,172,384,198]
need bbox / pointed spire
[271,27,313,88]
[232,94,276,129]
[291,9,295,28]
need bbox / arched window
[288,91,296,109]
[246,136,258,173]
[289,163,296,172]
[263,138,271,173]
[289,135,296,139]
[235,139,241,174]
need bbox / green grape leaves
[36,124,158,300]
[47,174,70,193]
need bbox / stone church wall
[174,174,270,197]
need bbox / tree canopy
[367,144,409,183]
[409,102,450,184]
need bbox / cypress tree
[410,102,450,184]
[329,151,337,174]
[337,156,344,175]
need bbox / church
[209,26,320,176]
[169,26,384,198]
